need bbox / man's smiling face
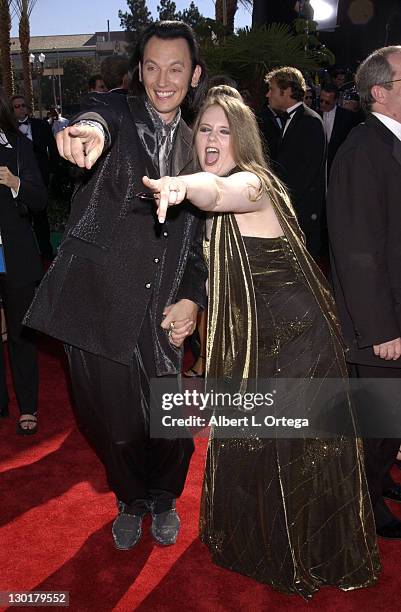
[139,35,201,124]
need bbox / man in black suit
[11,95,59,259]
[327,45,401,539]
[100,55,129,95]
[320,83,359,175]
[265,67,326,259]
[24,21,208,550]
[257,102,282,165]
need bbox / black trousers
[32,208,53,259]
[66,313,194,514]
[350,363,401,528]
[0,279,39,415]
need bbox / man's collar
[371,112,401,142]
[144,97,181,132]
[286,101,303,114]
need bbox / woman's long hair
[0,87,20,135]
[192,85,295,216]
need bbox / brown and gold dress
[199,209,380,599]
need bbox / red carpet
[0,338,400,611]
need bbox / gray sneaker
[151,502,181,546]
[112,502,146,550]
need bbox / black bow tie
[19,119,29,126]
[277,108,297,122]
[276,111,289,121]
[276,109,298,133]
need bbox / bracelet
[74,120,109,145]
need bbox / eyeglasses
[13,103,27,109]
[378,78,401,85]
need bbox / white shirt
[18,119,32,141]
[322,106,337,142]
[0,130,20,198]
[372,112,401,142]
[282,101,303,135]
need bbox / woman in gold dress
[143,87,380,598]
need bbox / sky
[10,0,252,37]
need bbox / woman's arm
[143,171,268,223]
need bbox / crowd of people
[1,18,401,600]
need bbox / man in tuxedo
[11,95,59,259]
[100,55,129,95]
[24,21,208,550]
[320,83,359,175]
[257,98,282,166]
[265,66,326,259]
[327,46,401,539]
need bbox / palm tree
[215,0,238,33]
[0,0,14,96]
[215,0,253,34]
[13,0,38,109]
[202,23,334,109]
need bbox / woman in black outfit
[0,88,46,433]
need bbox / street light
[310,0,339,30]
[29,52,46,118]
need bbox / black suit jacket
[0,132,46,287]
[25,95,207,371]
[327,114,401,367]
[257,105,282,163]
[29,118,59,185]
[325,106,359,175]
[274,104,326,255]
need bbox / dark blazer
[275,103,326,257]
[29,118,59,185]
[0,132,46,287]
[325,106,359,175]
[327,113,401,367]
[24,95,207,372]
[257,105,282,163]
[108,88,129,95]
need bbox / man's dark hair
[356,45,401,112]
[11,94,27,104]
[321,82,339,97]
[130,20,208,112]
[0,89,20,134]
[101,56,129,90]
[264,67,306,102]
[88,73,104,90]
